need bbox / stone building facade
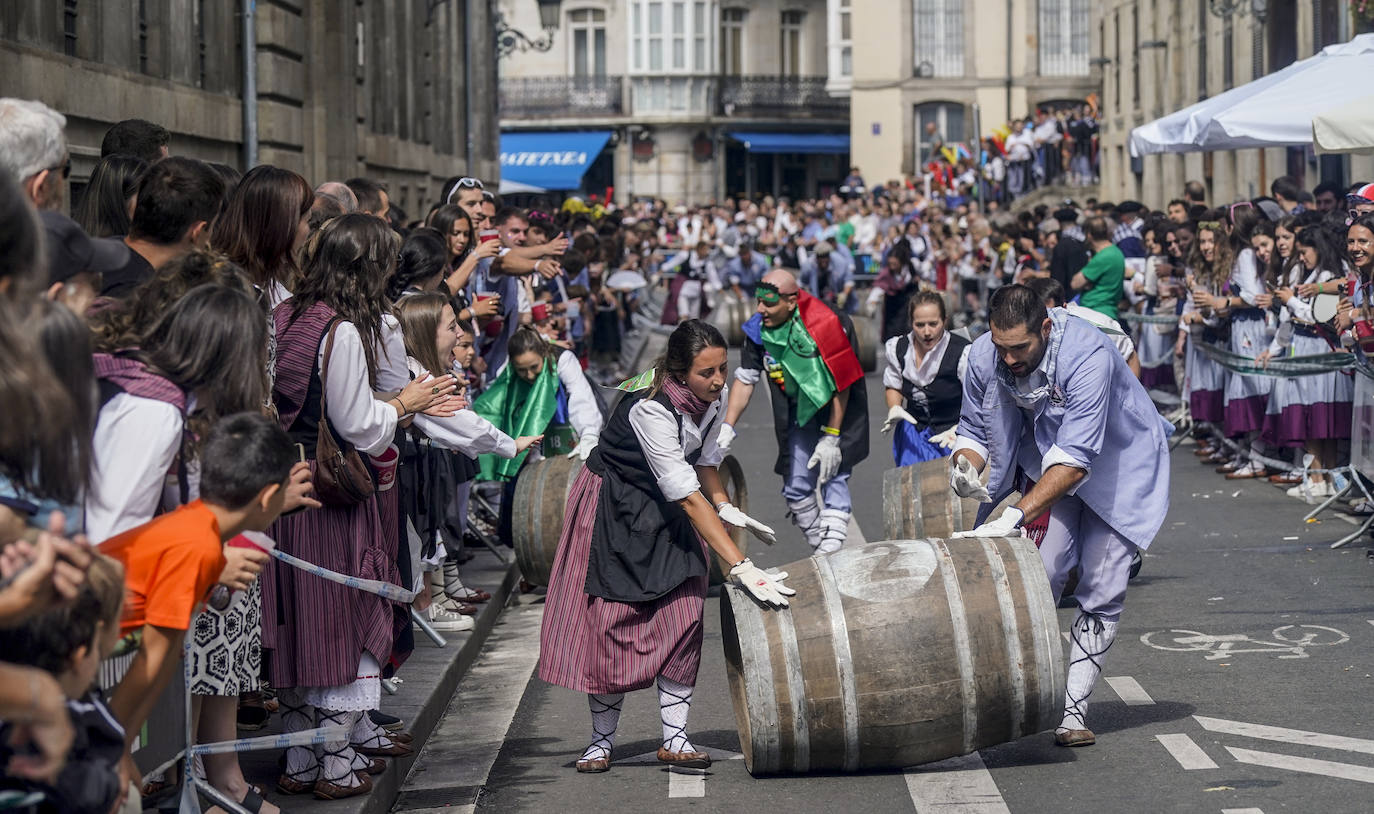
[0,0,501,220]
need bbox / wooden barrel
[708,455,750,585]
[881,459,984,540]
[711,291,748,346]
[852,310,881,373]
[721,537,1064,775]
[512,455,584,587]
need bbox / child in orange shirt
[101,413,296,800]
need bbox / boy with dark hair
[105,156,227,298]
[102,413,293,795]
[344,177,389,220]
[100,119,170,164]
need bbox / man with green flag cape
[719,268,869,555]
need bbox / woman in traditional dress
[880,290,969,465]
[538,319,791,773]
[1258,227,1353,499]
[1179,217,1230,461]
[266,214,456,800]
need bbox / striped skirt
[261,475,399,690]
[538,466,708,694]
[1186,334,1225,422]
[1223,316,1274,435]
[1262,331,1354,445]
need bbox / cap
[1255,199,1285,222]
[531,303,550,322]
[1053,207,1079,224]
[1348,183,1374,204]
[1115,200,1145,215]
[812,242,833,256]
[39,210,132,287]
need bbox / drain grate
[392,784,481,811]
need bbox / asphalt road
[397,364,1374,814]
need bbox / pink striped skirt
[538,466,708,694]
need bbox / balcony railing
[499,76,625,119]
[498,75,849,120]
[717,76,849,119]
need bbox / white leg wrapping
[581,693,624,762]
[786,496,823,550]
[1058,611,1119,734]
[816,509,849,555]
[657,676,697,754]
[278,687,318,784]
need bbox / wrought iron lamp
[496,0,563,59]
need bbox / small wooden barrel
[881,459,983,540]
[711,291,748,346]
[512,455,584,587]
[721,537,1064,775]
[708,455,750,585]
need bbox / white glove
[566,434,598,461]
[717,502,777,545]
[730,558,796,608]
[716,422,737,452]
[949,455,991,503]
[930,427,958,449]
[807,433,843,483]
[952,507,1025,538]
[881,405,919,434]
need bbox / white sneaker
[428,601,475,632]
[1286,480,1335,501]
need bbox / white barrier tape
[139,726,350,786]
[270,548,416,603]
[1120,311,1182,325]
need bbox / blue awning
[498,130,613,192]
[727,131,850,154]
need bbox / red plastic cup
[478,229,499,244]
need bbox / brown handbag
[313,319,376,506]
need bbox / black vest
[582,390,719,603]
[896,332,968,434]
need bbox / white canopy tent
[1312,94,1374,156]
[1129,34,1374,157]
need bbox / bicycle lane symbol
[1140,625,1350,660]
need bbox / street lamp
[496,0,564,59]
[1208,0,1267,21]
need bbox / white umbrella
[1312,93,1374,155]
[1129,33,1374,156]
[605,269,648,290]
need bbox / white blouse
[881,331,969,392]
[321,321,398,457]
[628,384,728,503]
[405,358,517,459]
[557,350,603,441]
[85,394,184,543]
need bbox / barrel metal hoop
[978,538,1027,738]
[931,539,978,755]
[772,591,811,773]
[728,586,782,773]
[1004,534,1062,727]
[813,555,861,772]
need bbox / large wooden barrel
[708,455,749,585]
[721,537,1064,775]
[881,459,984,540]
[512,455,584,587]
[711,291,748,346]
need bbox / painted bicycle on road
[1140,625,1350,660]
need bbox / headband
[754,283,782,304]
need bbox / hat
[1255,199,1285,222]
[531,303,550,322]
[1348,183,1374,204]
[1053,207,1079,224]
[812,242,833,257]
[39,211,132,287]
[1115,200,1145,215]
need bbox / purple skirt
[1140,363,1176,390]
[1223,393,1269,436]
[262,466,399,689]
[1190,389,1224,423]
[538,467,707,694]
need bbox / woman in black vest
[880,291,970,465]
[537,320,790,774]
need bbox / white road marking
[1104,676,1155,706]
[903,751,1011,813]
[1226,746,1374,784]
[1156,734,1218,769]
[1063,631,1071,644]
[1221,809,1265,814]
[668,767,707,797]
[1194,716,1374,755]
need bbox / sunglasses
[446,177,485,203]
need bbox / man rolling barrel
[948,284,1171,747]
[718,269,869,555]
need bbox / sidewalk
[239,548,520,814]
